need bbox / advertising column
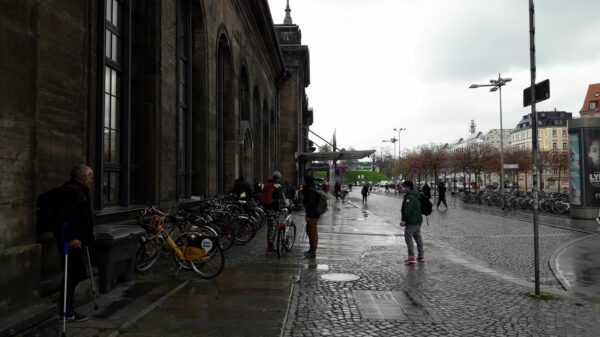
[569,118,600,218]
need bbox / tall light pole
[382,137,398,180]
[469,73,512,196]
[394,128,406,159]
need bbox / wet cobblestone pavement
[67,191,600,336]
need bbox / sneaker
[60,311,90,322]
[404,257,416,265]
[417,256,426,263]
[265,247,277,255]
[303,250,316,258]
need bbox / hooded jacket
[401,190,423,226]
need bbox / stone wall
[0,0,301,334]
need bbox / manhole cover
[320,273,360,281]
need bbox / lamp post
[394,128,406,159]
[469,73,511,197]
[382,137,398,180]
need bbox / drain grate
[352,290,429,320]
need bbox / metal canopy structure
[297,150,375,163]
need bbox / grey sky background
[267,0,600,157]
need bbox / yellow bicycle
[135,204,225,279]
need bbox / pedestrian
[302,175,321,258]
[54,164,96,321]
[334,181,341,200]
[400,180,425,265]
[421,182,431,199]
[260,171,284,255]
[361,183,370,204]
[253,179,262,197]
[437,180,447,209]
[348,183,353,192]
[232,175,252,201]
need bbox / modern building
[0,1,311,335]
[579,83,600,118]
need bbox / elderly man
[54,164,95,322]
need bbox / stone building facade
[0,0,310,335]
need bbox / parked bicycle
[135,203,225,279]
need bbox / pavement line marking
[280,279,296,337]
[107,280,190,337]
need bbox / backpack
[36,186,67,232]
[312,188,328,215]
[260,182,274,205]
[419,193,432,216]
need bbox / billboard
[583,129,600,207]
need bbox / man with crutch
[53,164,96,323]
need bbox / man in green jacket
[400,180,425,265]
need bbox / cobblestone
[282,193,600,337]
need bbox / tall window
[591,101,597,110]
[177,0,192,199]
[552,129,557,137]
[99,0,134,207]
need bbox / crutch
[85,247,99,310]
[60,222,69,337]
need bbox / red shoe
[405,257,416,265]
[417,256,426,263]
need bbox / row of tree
[375,144,569,191]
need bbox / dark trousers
[306,218,319,251]
[437,194,447,208]
[58,247,87,313]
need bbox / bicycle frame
[151,215,209,260]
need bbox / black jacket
[54,179,95,247]
[303,187,321,219]
[421,184,431,199]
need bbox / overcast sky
[267,0,600,157]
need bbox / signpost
[523,79,550,107]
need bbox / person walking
[334,181,341,200]
[54,164,96,321]
[361,183,370,204]
[302,175,320,258]
[437,180,448,209]
[400,180,425,265]
[421,182,431,199]
[260,171,284,255]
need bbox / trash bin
[93,224,145,293]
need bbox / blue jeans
[404,224,424,258]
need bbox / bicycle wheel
[210,217,235,251]
[275,225,285,258]
[187,234,225,279]
[284,221,296,251]
[233,216,257,245]
[135,234,164,272]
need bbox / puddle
[320,273,360,282]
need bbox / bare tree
[548,150,569,192]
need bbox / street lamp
[394,128,406,159]
[382,137,398,180]
[469,73,511,196]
